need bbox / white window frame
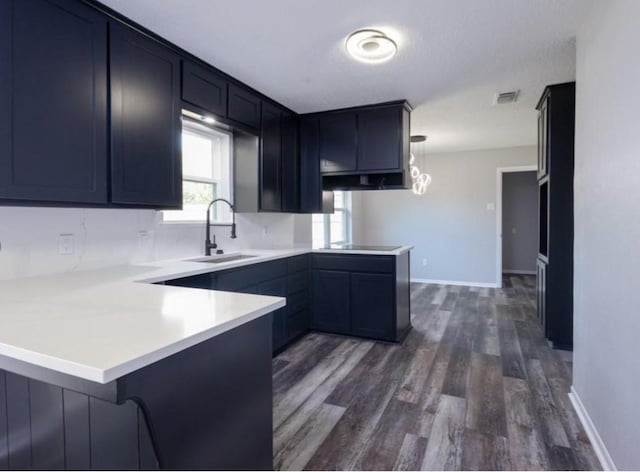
[162,118,233,224]
[313,191,352,247]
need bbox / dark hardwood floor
[272,275,600,471]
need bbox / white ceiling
[101,0,590,153]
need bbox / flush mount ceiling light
[345,29,397,64]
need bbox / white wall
[353,146,536,286]
[0,207,307,281]
[573,1,640,469]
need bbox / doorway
[496,166,537,287]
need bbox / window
[312,191,352,247]
[163,118,233,223]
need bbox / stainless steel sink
[185,254,257,264]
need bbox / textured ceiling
[100,0,590,153]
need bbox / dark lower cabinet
[350,272,395,339]
[311,253,411,342]
[0,0,108,204]
[163,255,311,354]
[311,270,351,334]
[258,276,287,351]
[110,23,182,208]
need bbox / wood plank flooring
[272,275,600,471]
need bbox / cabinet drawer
[287,271,309,295]
[286,308,309,341]
[312,254,394,273]
[216,259,287,291]
[287,254,309,274]
[287,290,309,314]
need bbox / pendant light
[409,135,432,195]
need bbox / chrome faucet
[205,198,237,256]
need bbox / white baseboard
[502,269,536,275]
[411,278,499,288]
[569,386,617,471]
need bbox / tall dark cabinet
[110,23,182,208]
[536,82,575,350]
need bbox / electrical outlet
[422,258,428,267]
[58,234,74,255]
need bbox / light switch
[58,234,74,255]
[486,203,495,211]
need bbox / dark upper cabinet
[311,270,351,334]
[281,112,300,212]
[228,84,261,129]
[110,23,182,208]
[358,105,404,172]
[303,101,411,190]
[0,0,108,204]
[318,111,357,173]
[181,60,227,118]
[350,272,395,340]
[260,102,283,211]
[299,116,323,213]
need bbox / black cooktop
[323,244,401,251]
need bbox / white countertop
[0,246,411,384]
[312,245,413,256]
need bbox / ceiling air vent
[493,90,520,105]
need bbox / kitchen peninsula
[0,247,410,470]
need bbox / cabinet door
[228,84,261,129]
[0,0,108,204]
[350,272,395,340]
[259,277,287,352]
[110,23,182,208]
[311,270,350,334]
[318,111,357,173]
[182,60,227,117]
[299,116,323,213]
[260,102,282,211]
[281,112,299,212]
[538,97,549,179]
[357,106,402,172]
